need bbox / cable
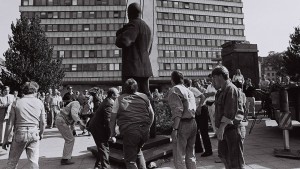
[123,0,129,25]
[142,0,144,19]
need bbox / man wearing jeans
[2,81,46,169]
[212,66,245,169]
[110,78,154,169]
[168,71,197,169]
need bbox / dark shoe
[215,159,222,163]
[73,130,77,136]
[61,159,75,165]
[201,151,213,157]
[195,149,204,153]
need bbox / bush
[154,101,172,135]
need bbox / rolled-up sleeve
[221,87,238,124]
[168,91,183,120]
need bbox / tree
[1,16,65,92]
[262,51,286,76]
[283,27,300,81]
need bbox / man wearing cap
[115,2,153,97]
[2,81,46,169]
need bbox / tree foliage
[283,27,300,80]
[262,51,286,76]
[1,16,64,92]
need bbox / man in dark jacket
[115,2,153,97]
[88,88,119,169]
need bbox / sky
[0,0,300,60]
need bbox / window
[59,51,65,58]
[47,25,53,32]
[114,50,120,57]
[90,37,95,45]
[90,51,96,57]
[41,12,47,19]
[174,2,178,8]
[84,51,89,57]
[114,64,120,70]
[65,0,71,5]
[184,3,189,9]
[189,15,194,21]
[113,11,120,18]
[96,51,102,57]
[72,0,77,5]
[23,0,29,6]
[83,25,90,31]
[60,12,65,18]
[59,38,65,44]
[77,12,83,18]
[53,12,58,18]
[156,0,162,7]
[65,38,71,44]
[164,63,171,70]
[48,0,53,5]
[165,51,170,57]
[176,64,182,70]
[90,12,95,18]
[170,38,174,45]
[109,64,115,70]
[71,65,77,71]
[84,37,89,44]
[65,51,71,58]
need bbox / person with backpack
[110,78,154,169]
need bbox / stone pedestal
[87,135,172,164]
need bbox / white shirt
[205,84,217,102]
[188,87,202,108]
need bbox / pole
[283,130,290,150]
[274,87,300,159]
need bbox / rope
[123,0,129,25]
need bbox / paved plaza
[0,119,299,169]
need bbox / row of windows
[41,23,122,32]
[158,24,244,36]
[156,0,242,14]
[158,50,221,58]
[63,63,121,72]
[54,50,121,58]
[22,11,125,19]
[157,12,243,25]
[48,36,116,45]
[22,0,126,6]
[161,63,214,71]
[158,37,228,47]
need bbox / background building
[20,0,246,89]
[259,56,277,81]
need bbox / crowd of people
[1,1,295,169]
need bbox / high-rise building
[20,0,245,88]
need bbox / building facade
[20,0,246,87]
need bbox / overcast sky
[0,0,299,59]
